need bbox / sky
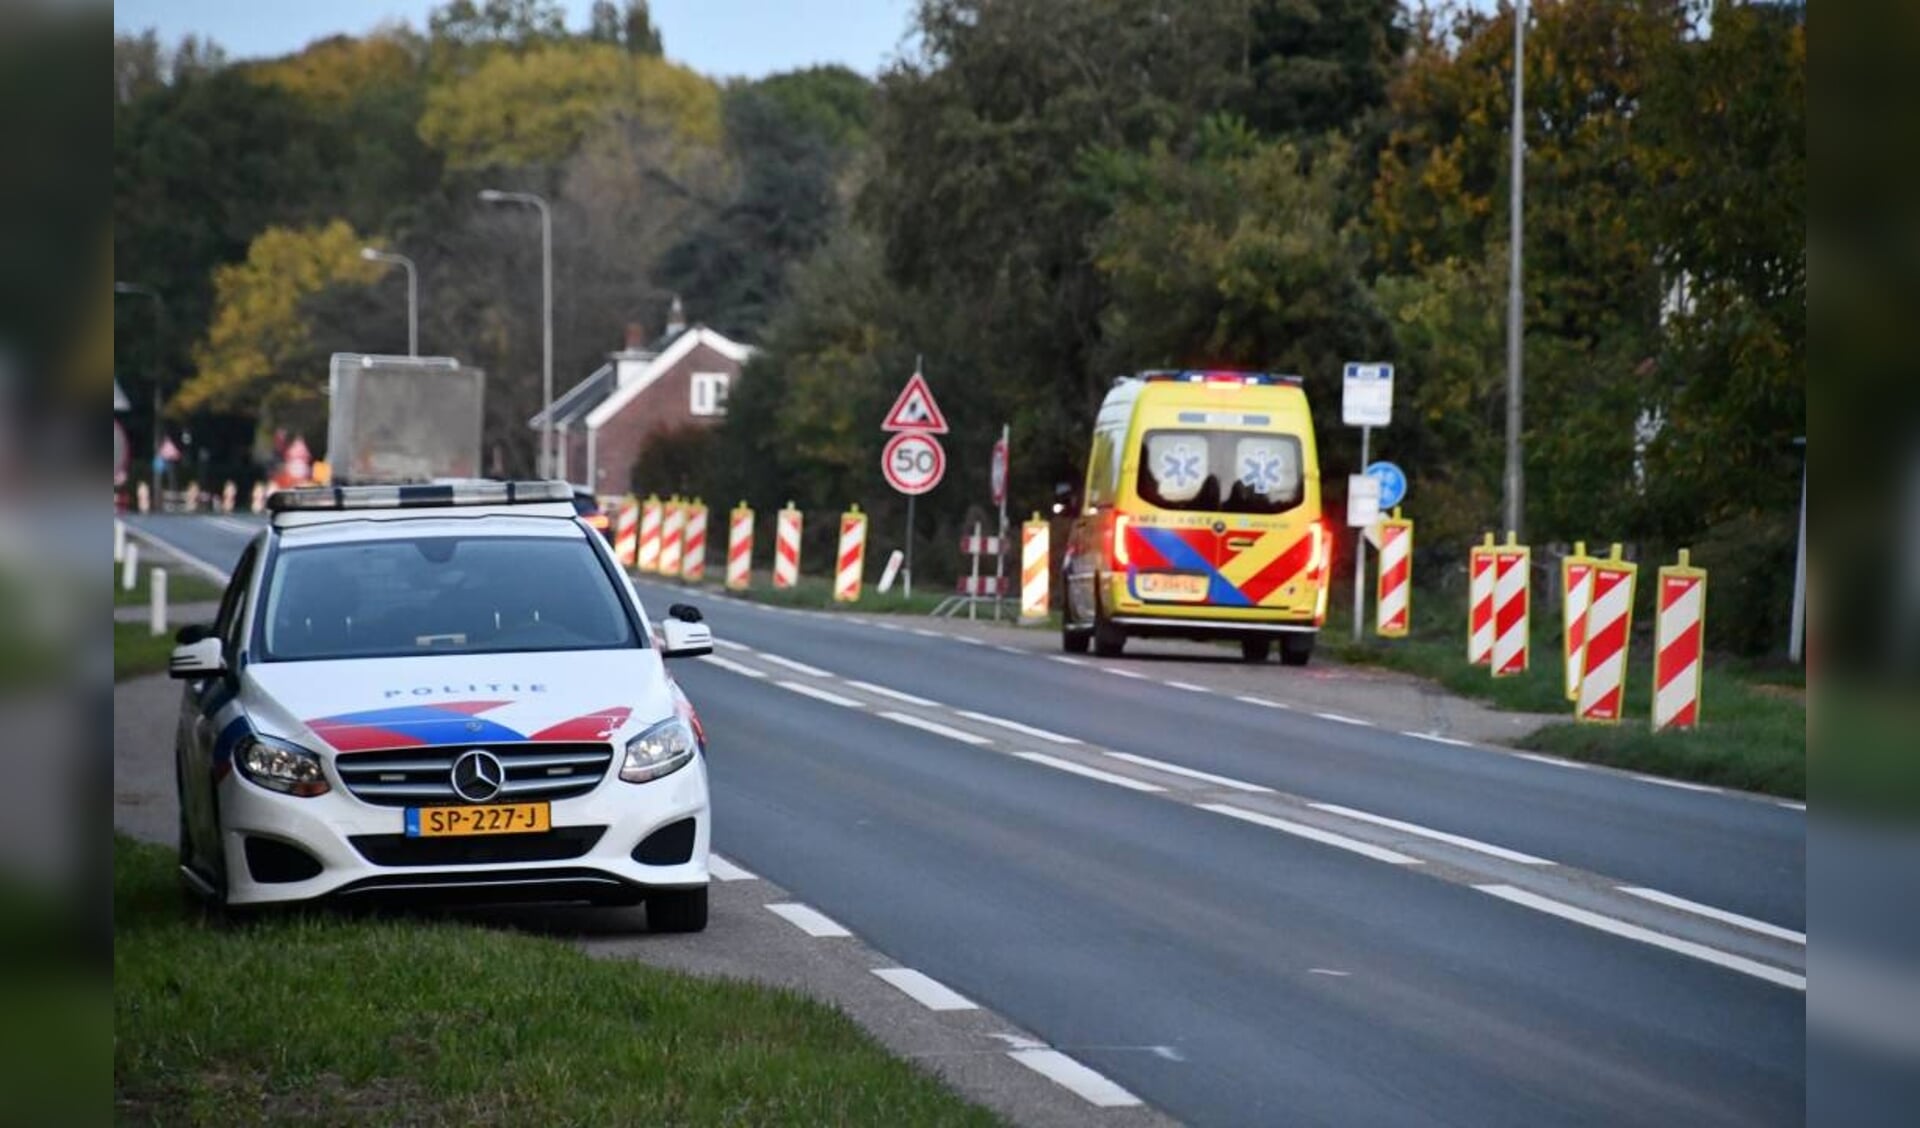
[112,0,919,80]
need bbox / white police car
[170,480,715,931]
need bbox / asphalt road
[124,514,1805,1126]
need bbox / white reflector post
[150,567,168,637]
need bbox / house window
[690,372,730,417]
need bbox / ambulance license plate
[405,802,551,837]
[1138,573,1210,602]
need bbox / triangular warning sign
[882,371,949,434]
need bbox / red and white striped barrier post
[221,480,237,513]
[681,500,708,583]
[1561,541,1595,701]
[1653,549,1708,731]
[613,495,640,567]
[1577,545,1638,723]
[637,495,662,573]
[835,505,867,602]
[1467,533,1496,665]
[774,502,802,589]
[1491,533,1530,676]
[1375,508,1412,638]
[727,502,754,590]
[658,496,685,578]
[1021,512,1049,622]
[250,482,266,514]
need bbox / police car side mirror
[660,617,713,659]
[667,603,704,623]
[169,635,226,679]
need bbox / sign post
[1342,363,1394,642]
[991,425,1009,620]
[881,357,950,599]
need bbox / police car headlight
[236,735,330,797]
[620,717,698,783]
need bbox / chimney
[623,322,646,352]
[665,295,686,338]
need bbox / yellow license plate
[1138,572,1210,602]
[405,802,551,837]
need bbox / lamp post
[1503,0,1527,538]
[478,189,554,479]
[113,281,167,507]
[360,247,418,357]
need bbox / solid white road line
[911,628,944,638]
[955,636,986,646]
[760,652,831,677]
[1199,803,1422,866]
[698,655,767,679]
[1616,886,1806,945]
[845,680,939,707]
[1047,655,1086,666]
[708,855,758,882]
[1103,751,1272,793]
[871,968,979,1012]
[777,681,865,709]
[994,645,1026,655]
[1312,711,1374,727]
[1166,680,1211,693]
[1476,884,1804,991]
[954,710,1081,746]
[122,525,233,583]
[1235,694,1292,710]
[1777,799,1806,811]
[1405,731,1474,748]
[870,621,904,631]
[880,711,994,745]
[1307,802,1554,866]
[712,638,751,652]
[765,902,852,938]
[1633,774,1722,794]
[1512,752,1589,769]
[1016,752,1165,793]
[1102,667,1147,680]
[1006,1049,1143,1108]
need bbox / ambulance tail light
[1306,520,1331,579]
[1107,513,1132,569]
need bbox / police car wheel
[1240,638,1272,663]
[647,886,709,933]
[1280,634,1314,667]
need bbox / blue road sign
[1365,460,1407,511]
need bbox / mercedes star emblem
[450,749,506,803]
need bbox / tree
[623,1,664,56]
[418,41,719,169]
[177,221,383,426]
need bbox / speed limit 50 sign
[883,431,946,495]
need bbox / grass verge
[1324,587,1804,799]
[115,621,178,682]
[114,564,226,607]
[114,836,997,1126]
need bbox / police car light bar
[1134,370,1303,386]
[267,480,573,512]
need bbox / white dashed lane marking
[845,680,939,707]
[1513,752,1589,769]
[1007,1049,1143,1108]
[879,711,994,746]
[1476,884,1804,991]
[711,638,751,652]
[1235,694,1291,710]
[1307,802,1554,866]
[708,855,758,882]
[1616,886,1805,945]
[765,902,852,938]
[953,710,1081,746]
[871,968,979,1012]
[1633,774,1722,794]
[776,681,865,709]
[1404,731,1474,748]
[1104,751,1272,793]
[759,652,831,677]
[1312,711,1373,728]
[1200,803,1423,866]
[1166,680,1211,693]
[1015,752,1165,793]
[1102,667,1147,680]
[698,655,766,679]
[994,645,1026,655]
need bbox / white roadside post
[877,549,906,594]
[1342,363,1394,642]
[113,519,126,564]
[122,542,139,591]
[149,567,168,637]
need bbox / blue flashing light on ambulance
[1060,370,1332,666]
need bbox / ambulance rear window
[1138,430,1304,514]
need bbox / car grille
[334,744,615,807]
[348,826,607,867]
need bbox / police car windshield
[260,535,640,661]
[1137,429,1305,515]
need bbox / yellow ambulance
[1061,370,1331,665]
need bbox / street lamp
[113,281,167,507]
[360,247,418,357]
[478,188,554,479]
[1503,0,1528,538]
